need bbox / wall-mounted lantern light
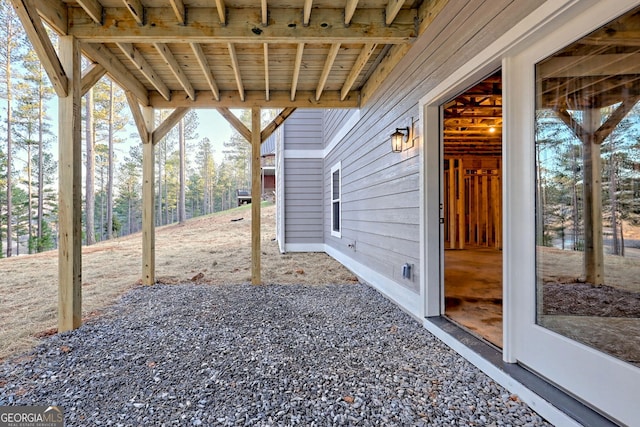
[391,127,409,152]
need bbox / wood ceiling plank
[227,43,245,101]
[10,0,68,97]
[316,43,340,101]
[154,42,195,100]
[341,43,376,100]
[68,7,417,44]
[190,43,220,100]
[121,0,144,25]
[117,42,171,101]
[291,43,305,101]
[344,0,359,25]
[150,89,359,108]
[169,0,186,24]
[76,0,103,24]
[81,42,149,104]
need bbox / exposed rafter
[263,44,270,101]
[122,0,144,25]
[341,43,376,100]
[385,0,404,25]
[154,43,195,100]
[169,0,186,25]
[11,0,68,97]
[214,0,226,25]
[34,0,67,34]
[303,0,313,26]
[261,0,268,26]
[344,0,359,25]
[316,43,341,101]
[67,8,417,44]
[190,43,220,101]
[117,42,170,101]
[291,43,305,102]
[227,43,245,102]
[76,0,103,24]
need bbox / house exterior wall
[282,110,325,250]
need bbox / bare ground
[0,203,358,361]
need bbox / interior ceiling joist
[24,0,450,109]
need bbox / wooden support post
[251,107,262,284]
[457,159,465,249]
[142,107,156,285]
[583,109,604,285]
[58,36,82,332]
[447,160,456,248]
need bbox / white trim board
[284,149,324,159]
[284,243,325,252]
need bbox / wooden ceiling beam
[152,107,190,145]
[117,42,171,101]
[264,43,270,101]
[76,0,103,25]
[169,0,186,25]
[385,0,404,25]
[291,43,305,101]
[303,0,313,26]
[154,43,195,100]
[341,43,376,100]
[11,0,68,97]
[149,90,359,108]
[122,0,144,25]
[316,43,340,101]
[81,63,106,96]
[215,0,226,25]
[190,43,220,101]
[81,42,149,105]
[344,0,359,25]
[227,43,245,102]
[217,107,251,142]
[68,7,417,44]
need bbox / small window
[331,162,341,238]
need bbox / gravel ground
[0,283,551,426]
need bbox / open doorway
[442,71,503,348]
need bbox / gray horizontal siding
[323,109,355,148]
[322,0,544,290]
[283,109,324,150]
[285,158,323,244]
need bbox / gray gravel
[0,283,551,426]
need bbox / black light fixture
[391,127,409,152]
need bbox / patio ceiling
[24,0,449,109]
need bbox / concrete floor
[444,247,503,348]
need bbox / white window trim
[330,161,342,238]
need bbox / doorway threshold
[424,316,619,427]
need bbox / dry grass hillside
[0,203,357,361]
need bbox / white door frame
[419,0,640,424]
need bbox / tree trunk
[610,153,619,255]
[571,146,580,251]
[37,64,45,251]
[107,81,114,239]
[27,142,33,254]
[178,119,186,223]
[85,88,96,245]
[5,40,13,257]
